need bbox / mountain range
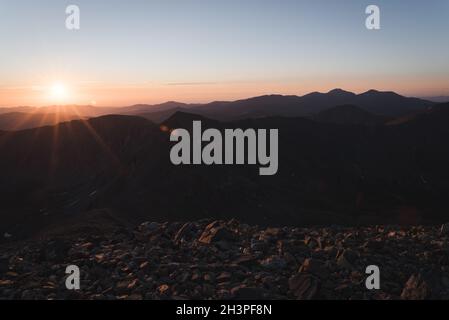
[1,99,449,239]
[0,89,439,130]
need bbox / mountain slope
[2,106,449,238]
[191,89,433,120]
[0,89,433,124]
[119,101,201,115]
[0,112,85,131]
[313,105,387,125]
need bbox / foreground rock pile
[1,220,449,300]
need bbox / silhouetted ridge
[361,89,381,95]
[86,114,152,127]
[138,107,188,124]
[314,105,386,125]
[1,89,435,127]
[163,111,221,129]
[2,108,449,240]
[189,89,433,120]
[327,89,357,97]
[0,112,84,131]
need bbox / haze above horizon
[0,0,448,107]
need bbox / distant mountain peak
[362,89,381,95]
[327,88,355,96]
[362,89,384,95]
[360,89,404,98]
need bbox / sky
[0,0,448,106]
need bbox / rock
[442,277,449,288]
[41,239,71,262]
[260,256,287,270]
[336,249,357,270]
[215,241,232,251]
[116,279,136,293]
[441,223,449,235]
[157,284,170,295]
[80,242,95,250]
[203,273,215,282]
[259,228,282,242]
[191,272,201,282]
[299,258,327,277]
[21,289,36,300]
[288,273,320,300]
[337,255,354,270]
[401,273,441,300]
[304,236,321,249]
[139,222,161,233]
[323,245,338,257]
[231,285,266,300]
[127,279,139,290]
[0,257,8,274]
[173,223,196,243]
[250,239,267,252]
[127,293,143,300]
[363,239,384,250]
[0,221,447,300]
[0,280,14,286]
[216,272,232,282]
[233,255,259,267]
[139,261,151,272]
[202,284,215,297]
[199,222,236,244]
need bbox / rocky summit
[1,220,449,300]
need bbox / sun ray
[8,107,39,131]
[67,105,123,170]
[47,110,60,183]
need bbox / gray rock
[288,273,321,300]
[1,221,447,300]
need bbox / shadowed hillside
[313,105,388,125]
[1,104,449,238]
[0,112,85,131]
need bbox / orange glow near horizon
[0,76,448,107]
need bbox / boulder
[401,273,441,300]
[198,221,236,244]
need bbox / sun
[49,82,70,102]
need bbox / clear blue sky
[0,0,448,106]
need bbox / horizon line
[1,88,447,109]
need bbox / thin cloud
[165,81,219,86]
